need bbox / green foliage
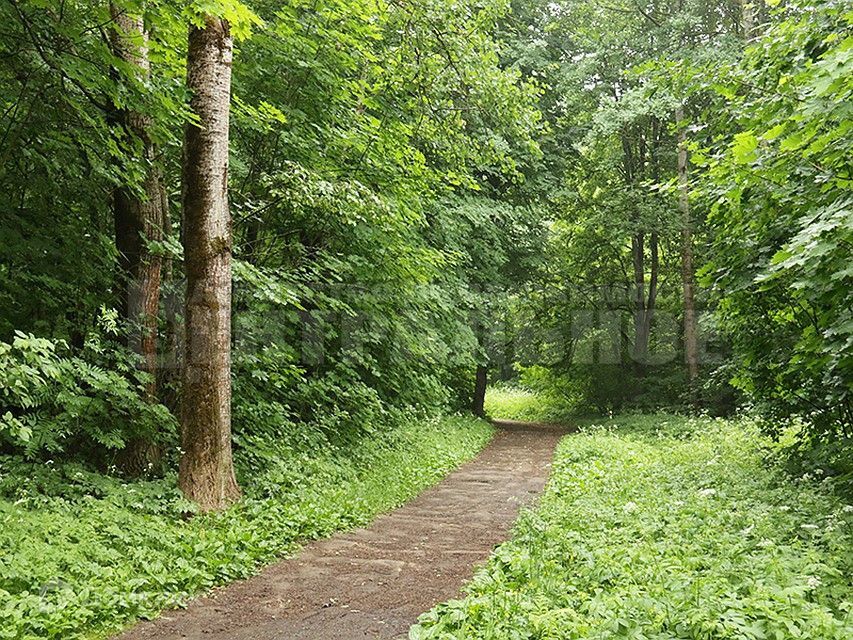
[0,415,493,639]
[488,0,745,415]
[185,1,263,40]
[699,0,853,434]
[217,0,548,434]
[0,332,174,457]
[412,414,853,639]
[491,0,850,437]
[1,0,851,634]
[0,0,545,464]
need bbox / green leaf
[731,131,759,164]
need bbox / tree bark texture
[159,190,183,417]
[109,4,165,475]
[179,16,241,511]
[740,0,755,41]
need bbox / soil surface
[117,421,566,640]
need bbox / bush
[0,332,174,458]
[702,0,853,437]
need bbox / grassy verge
[0,414,493,639]
[411,414,853,639]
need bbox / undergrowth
[0,414,493,639]
[484,385,574,424]
[412,414,853,639]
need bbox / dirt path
[117,421,565,640]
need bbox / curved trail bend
[118,421,566,640]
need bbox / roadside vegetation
[0,415,492,639]
[412,414,853,639]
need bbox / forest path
[117,421,566,640]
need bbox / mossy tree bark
[179,16,240,511]
[109,4,165,476]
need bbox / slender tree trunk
[179,16,240,511]
[631,232,648,369]
[472,365,487,418]
[631,231,644,355]
[109,4,164,475]
[648,231,659,323]
[244,217,261,264]
[592,308,601,365]
[632,230,659,373]
[502,307,515,380]
[740,0,755,41]
[677,106,700,395]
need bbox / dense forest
[0,0,850,638]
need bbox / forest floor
[116,421,566,640]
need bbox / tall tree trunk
[740,0,755,41]
[632,231,646,365]
[244,217,261,264]
[677,106,700,395]
[179,16,240,512]
[109,4,164,476]
[472,365,487,418]
[648,231,659,323]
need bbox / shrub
[0,332,174,458]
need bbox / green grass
[484,385,573,423]
[0,414,494,639]
[411,414,853,639]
